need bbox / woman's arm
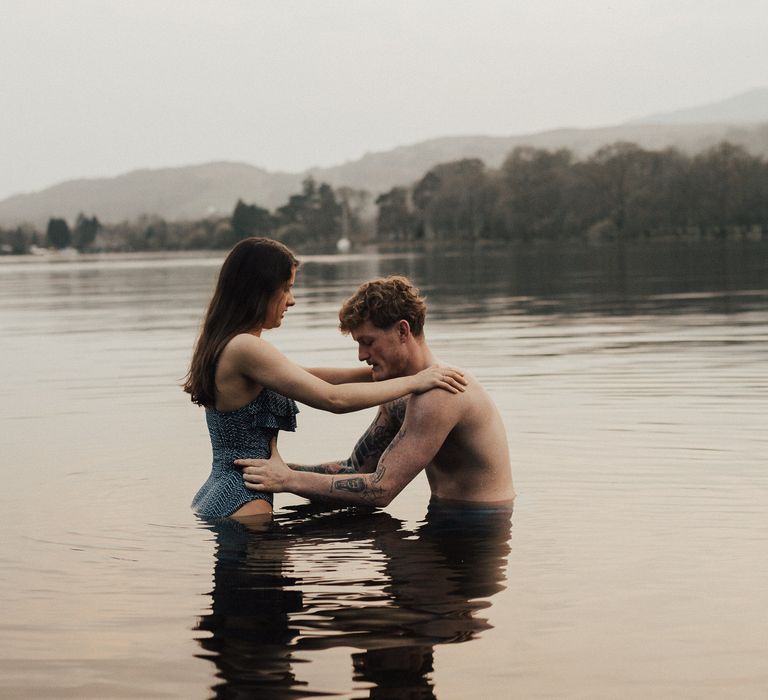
[304,366,373,384]
[226,334,465,414]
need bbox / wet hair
[183,237,298,407]
[339,275,427,337]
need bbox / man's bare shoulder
[405,377,469,424]
[407,372,498,428]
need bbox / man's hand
[236,437,293,493]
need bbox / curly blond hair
[339,275,427,336]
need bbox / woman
[183,238,465,519]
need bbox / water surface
[0,241,766,698]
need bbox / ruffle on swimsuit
[247,389,299,432]
[191,389,299,519]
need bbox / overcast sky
[1,0,767,200]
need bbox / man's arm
[290,462,356,475]
[288,398,407,475]
[239,392,460,507]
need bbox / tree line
[2,141,767,255]
[0,178,372,254]
[376,141,768,242]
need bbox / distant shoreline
[3,235,768,265]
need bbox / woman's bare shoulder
[222,333,290,373]
[216,333,264,368]
[224,333,271,355]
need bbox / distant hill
[308,122,768,195]
[629,87,768,125]
[2,90,768,227]
[0,162,304,229]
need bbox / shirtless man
[238,275,515,508]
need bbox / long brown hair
[183,237,299,407]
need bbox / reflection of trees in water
[289,243,767,327]
[331,243,768,319]
[195,505,512,699]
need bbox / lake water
[0,241,767,699]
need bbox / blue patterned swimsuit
[191,389,299,519]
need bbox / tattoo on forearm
[332,477,367,492]
[292,463,356,475]
[329,423,409,502]
[331,476,386,503]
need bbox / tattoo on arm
[289,400,407,478]
[350,398,408,472]
[292,401,411,505]
[389,398,407,424]
[330,425,408,502]
[331,476,386,504]
[332,477,367,492]
[349,426,391,471]
[291,463,356,475]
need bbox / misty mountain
[0,163,304,229]
[308,122,768,195]
[629,87,768,125]
[2,88,768,228]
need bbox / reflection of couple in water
[183,238,515,696]
[196,503,512,698]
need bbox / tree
[645,148,694,237]
[306,183,341,242]
[375,187,414,241]
[142,217,169,250]
[46,218,71,249]
[498,148,574,241]
[0,226,34,254]
[336,187,373,241]
[73,213,101,251]
[412,159,492,240]
[275,178,342,245]
[690,142,758,238]
[232,200,274,240]
[586,142,656,239]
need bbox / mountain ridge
[629,87,768,125]
[3,88,768,227]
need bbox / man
[238,275,515,508]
